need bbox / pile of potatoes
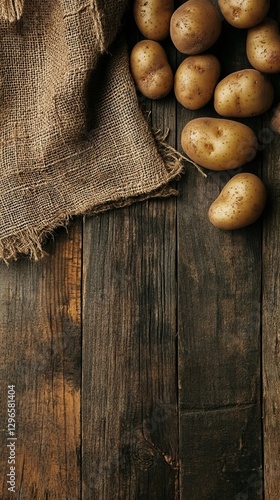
[129,0,279,230]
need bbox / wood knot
[133,442,155,470]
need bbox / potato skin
[174,54,221,110]
[208,173,267,230]
[130,40,173,99]
[271,104,280,134]
[218,0,270,29]
[170,0,222,55]
[246,18,280,74]
[133,0,174,41]
[181,118,258,171]
[214,69,274,117]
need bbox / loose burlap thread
[0,0,183,262]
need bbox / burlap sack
[0,0,183,262]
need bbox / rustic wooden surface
[1,0,280,498]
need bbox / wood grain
[262,137,280,499]
[82,200,179,499]
[1,0,279,498]
[177,164,263,498]
[176,1,264,497]
[0,221,82,499]
[262,1,280,490]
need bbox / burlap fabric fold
[0,0,183,262]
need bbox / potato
[218,0,270,29]
[130,40,173,99]
[246,18,280,74]
[208,173,267,229]
[271,104,280,134]
[214,69,274,117]
[174,54,221,110]
[170,0,222,55]
[181,117,258,171]
[133,0,174,41]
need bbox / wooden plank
[262,137,280,498]
[176,1,264,496]
[262,1,280,494]
[82,22,179,497]
[82,199,179,499]
[177,164,263,498]
[0,221,82,499]
[180,405,263,499]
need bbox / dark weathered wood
[82,200,179,499]
[180,405,263,499]
[177,168,263,497]
[262,131,280,499]
[262,1,280,493]
[2,1,280,497]
[0,221,82,499]
[82,26,180,496]
[176,1,264,497]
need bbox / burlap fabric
[0,0,183,262]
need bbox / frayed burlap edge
[0,130,185,264]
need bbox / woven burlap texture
[0,0,24,22]
[0,0,183,262]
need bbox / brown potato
[218,0,270,29]
[208,173,267,229]
[214,69,274,117]
[181,117,258,171]
[246,18,280,73]
[133,0,174,41]
[170,0,222,55]
[271,104,280,134]
[174,54,221,110]
[130,40,173,100]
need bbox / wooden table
[1,1,280,499]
